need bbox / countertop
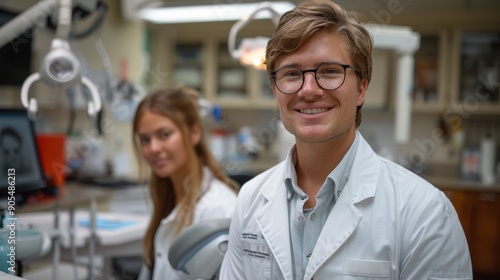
[18,181,144,213]
[422,174,500,192]
[236,155,500,193]
[416,162,500,192]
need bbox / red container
[36,133,66,187]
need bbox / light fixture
[0,0,102,120]
[233,36,269,70]
[138,1,295,24]
[228,2,293,71]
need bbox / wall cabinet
[151,20,277,109]
[165,38,275,109]
[409,27,500,115]
[154,22,407,110]
[169,39,399,110]
[442,188,500,278]
[154,23,500,114]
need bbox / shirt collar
[284,145,299,200]
[326,132,359,198]
[284,132,360,200]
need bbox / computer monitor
[0,8,33,86]
[0,108,46,207]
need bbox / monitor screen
[0,109,46,206]
[0,8,33,86]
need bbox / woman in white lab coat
[132,87,239,280]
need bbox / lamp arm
[228,20,247,60]
[57,0,72,39]
[81,76,102,117]
[0,0,59,48]
[20,73,41,120]
[228,2,281,60]
[20,73,40,109]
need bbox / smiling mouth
[152,158,168,166]
[299,108,331,114]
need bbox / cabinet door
[462,191,500,275]
[450,28,500,114]
[172,43,205,96]
[214,41,276,109]
[411,30,449,113]
[441,189,467,223]
[253,70,275,108]
[258,71,273,101]
[215,42,249,106]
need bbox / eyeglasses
[271,62,361,95]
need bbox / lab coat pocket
[342,259,390,279]
[241,240,272,279]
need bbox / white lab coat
[138,167,237,280]
[220,133,472,280]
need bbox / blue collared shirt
[284,133,359,279]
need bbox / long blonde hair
[132,86,239,269]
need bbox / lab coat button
[311,213,317,221]
[298,216,305,222]
[306,253,311,260]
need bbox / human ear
[357,79,368,106]
[190,124,202,146]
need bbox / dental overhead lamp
[0,0,102,120]
[228,1,295,71]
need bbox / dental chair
[112,218,231,280]
[168,218,231,280]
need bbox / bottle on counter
[237,126,260,160]
[480,134,497,185]
[461,146,480,180]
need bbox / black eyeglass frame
[270,62,362,95]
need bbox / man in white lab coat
[219,0,472,279]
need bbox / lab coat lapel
[160,207,178,225]
[304,133,380,279]
[304,189,362,279]
[255,180,293,280]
